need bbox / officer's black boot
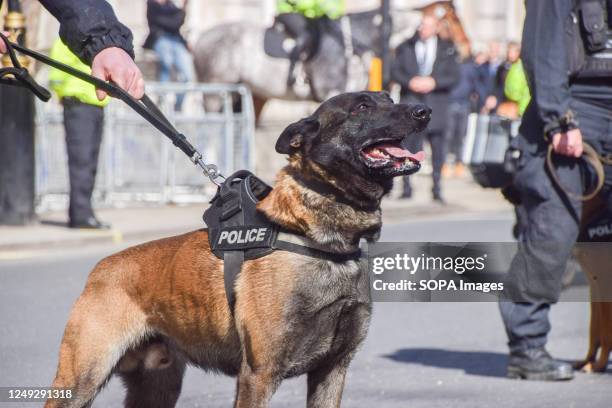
[507,347,574,381]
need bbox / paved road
[1,213,610,408]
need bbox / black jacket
[392,35,459,133]
[39,0,134,64]
[143,0,188,50]
[521,0,576,137]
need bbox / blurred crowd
[3,1,526,224]
[391,13,529,203]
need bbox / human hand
[551,128,583,158]
[408,76,436,93]
[418,76,436,93]
[481,95,497,113]
[91,47,145,100]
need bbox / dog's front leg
[234,362,279,408]
[306,358,351,408]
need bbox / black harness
[203,170,362,308]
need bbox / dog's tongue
[378,144,426,162]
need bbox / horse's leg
[253,95,268,126]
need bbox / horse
[193,10,385,120]
[417,0,471,58]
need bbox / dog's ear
[275,117,320,154]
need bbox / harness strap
[221,229,361,311]
[546,142,605,201]
[274,231,362,262]
[223,251,244,309]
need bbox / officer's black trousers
[500,97,612,353]
[63,98,104,222]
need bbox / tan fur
[573,198,612,373]
[259,166,382,252]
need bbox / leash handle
[546,142,604,202]
[0,32,51,101]
[2,35,225,186]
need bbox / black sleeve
[391,42,418,86]
[522,0,574,136]
[39,0,135,65]
[147,2,186,33]
[432,43,459,92]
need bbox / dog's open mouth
[360,140,425,176]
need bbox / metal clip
[191,152,225,186]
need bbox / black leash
[0,33,225,186]
[545,142,606,202]
[0,33,51,101]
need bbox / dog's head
[275,91,430,204]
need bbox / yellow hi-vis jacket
[48,39,109,108]
[277,0,344,19]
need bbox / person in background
[474,41,498,111]
[0,0,144,100]
[483,41,521,115]
[392,14,460,203]
[143,0,194,111]
[276,0,345,86]
[49,39,110,229]
[504,57,530,117]
[473,48,490,110]
[444,44,479,178]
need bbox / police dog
[573,197,612,374]
[45,91,430,408]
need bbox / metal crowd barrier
[34,82,255,212]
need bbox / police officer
[1,0,145,228]
[49,39,111,229]
[276,0,344,85]
[500,0,612,381]
[0,0,144,101]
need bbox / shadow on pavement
[384,348,507,378]
[40,219,68,227]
